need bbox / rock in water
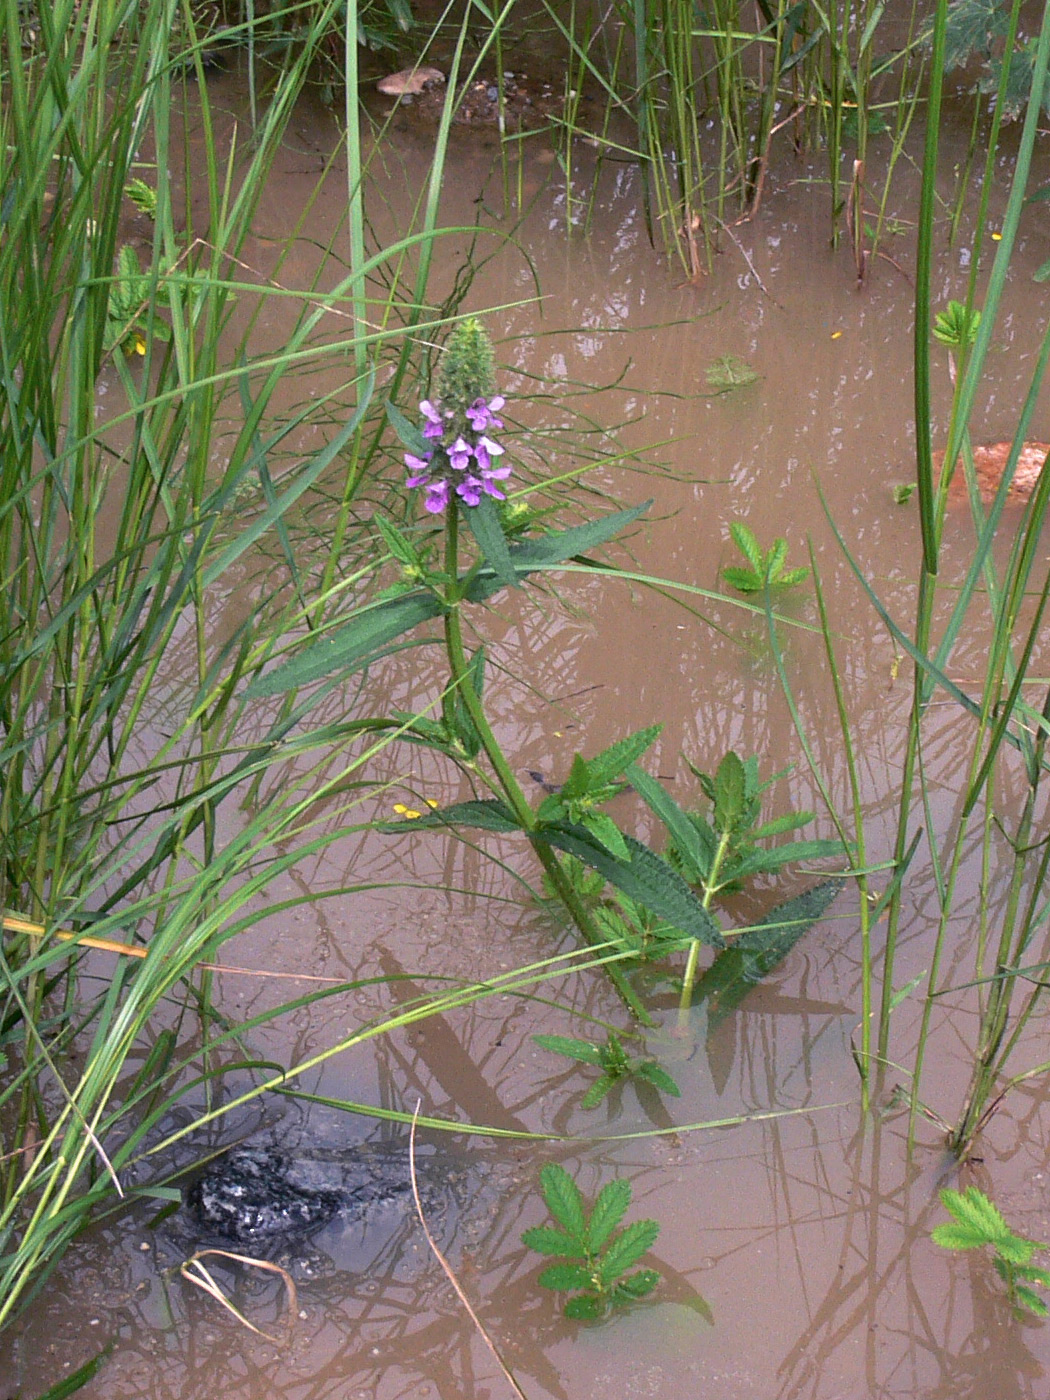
[186,1142,419,1243]
[376,66,445,97]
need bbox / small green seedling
[932,1186,1050,1316]
[706,354,759,392]
[722,522,809,595]
[892,482,916,505]
[522,1163,661,1319]
[533,1031,681,1107]
[932,299,981,350]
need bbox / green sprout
[533,1030,681,1108]
[933,1186,1050,1316]
[722,522,809,595]
[522,1164,662,1319]
[932,299,981,350]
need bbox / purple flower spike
[466,396,506,432]
[449,436,474,471]
[405,451,432,487]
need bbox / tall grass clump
[0,0,539,1326]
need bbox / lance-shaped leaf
[587,1178,632,1252]
[539,823,724,948]
[385,397,430,456]
[466,493,519,590]
[378,798,521,834]
[539,1163,587,1239]
[245,591,445,697]
[694,881,839,1029]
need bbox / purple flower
[420,399,446,440]
[457,476,483,507]
[405,451,432,487]
[466,395,505,432]
[449,436,474,471]
[423,479,450,513]
[474,435,504,472]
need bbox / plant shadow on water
[8,1,1050,1397]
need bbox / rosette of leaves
[522,1164,661,1319]
[722,522,808,595]
[533,1030,681,1107]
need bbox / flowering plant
[403,319,511,513]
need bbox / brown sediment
[937,440,1050,504]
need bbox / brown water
[7,63,1050,1400]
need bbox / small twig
[714,219,782,307]
[409,1102,530,1400]
[179,1248,298,1343]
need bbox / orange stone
[933,441,1050,505]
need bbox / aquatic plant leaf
[713,751,746,831]
[564,1293,603,1320]
[379,798,521,833]
[582,812,632,862]
[750,811,814,840]
[1013,1285,1049,1316]
[537,1262,595,1290]
[612,1269,661,1301]
[706,354,759,391]
[726,838,847,883]
[932,1222,993,1251]
[587,725,663,786]
[539,1163,588,1240]
[635,1061,681,1097]
[477,500,653,578]
[981,45,1037,120]
[937,1187,1013,1247]
[625,762,706,877]
[539,824,725,948]
[245,590,444,696]
[729,521,764,572]
[587,1178,631,1251]
[384,397,430,456]
[580,1075,619,1108]
[695,881,839,1028]
[30,1347,114,1400]
[466,494,519,590]
[532,1034,606,1067]
[375,515,421,568]
[942,0,1007,69]
[521,1226,584,1257]
[599,1219,660,1283]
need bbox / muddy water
[8,67,1050,1400]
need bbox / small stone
[377,66,445,97]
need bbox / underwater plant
[933,1187,1050,1316]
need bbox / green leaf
[31,1347,113,1400]
[499,500,652,573]
[599,1219,661,1283]
[932,1222,989,1252]
[522,1225,583,1257]
[722,565,762,593]
[634,1061,681,1097]
[611,1269,661,1301]
[582,812,632,862]
[749,812,814,841]
[539,1163,588,1240]
[375,514,421,567]
[587,725,663,786]
[561,752,594,802]
[466,493,519,590]
[625,761,705,876]
[539,824,725,948]
[706,354,759,391]
[730,521,764,572]
[693,882,839,1027]
[1013,1285,1049,1316]
[385,397,430,455]
[537,1262,595,1291]
[778,566,810,588]
[580,1075,619,1109]
[532,1034,606,1067]
[378,798,521,834]
[725,838,847,883]
[564,1293,604,1320]
[587,1178,632,1251]
[713,751,746,831]
[939,1186,1011,1244]
[765,536,789,582]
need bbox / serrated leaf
[245,591,441,697]
[587,725,663,786]
[706,354,759,391]
[994,1234,1035,1266]
[940,1186,1010,1243]
[932,1222,989,1251]
[563,1293,603,1320]
[625,761,706,876]
[694,881,839,1027]
[635,1060,681,1096]
[539,823,725,948]
[375,514,420,567]
[726,838,847,884]
[582,812,632,862]
[561,752,594,801]
[581,1075,620,1109]
[730,521,763,572]
[540,1163,587,1240]
[385,397,430,455]
[943,0,1007,69]
[722,565,762,593]
[533,1034,606,1067]
[611,1268,661,1300]
[750,812,813,840]
[599,1219,661,1283]
[766,537,789,581]
[537,1262,595,1291]
[778,566,810,588]
[494,500,652,574]
[522,1225,583,1257]
[713,751,746,831]
[466,493,519,590]
[1014,1285,1048,1316]
[378,798,521,833]
[587,1179,631,1251]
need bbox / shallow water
[7,59,1050,1400]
